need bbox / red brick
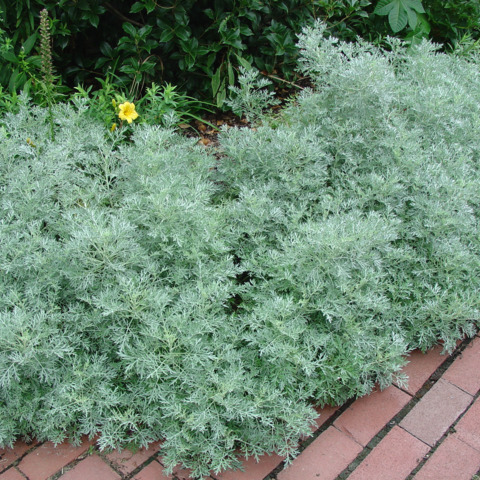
[413,434,480,480]
[0,467,25,480]
[105,441,162,475]
[334,385,411,446]
[348,426,430,480]
[133,460,172,480]
[165,463,194,480]
[443,336,480,395]
[277,427,362,480]
[0,440,38,472]
[455,396,480,451]
[59,455,120,480]
[396,345,447,395]
[214,452,284,480]
[400,379,472,446]
[17,437,94,480]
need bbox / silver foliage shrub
[1,23,480,477]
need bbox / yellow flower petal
[118,101,139,124]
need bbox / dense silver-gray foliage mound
[1,23,479,477]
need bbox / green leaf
[239,25,253,36]
[374,0,424,32]
[87,13,99,28]
[374,0,395,16]
[221,29,244,50]
[216,81,226,108]
[138,25,153,38]
[407,0,425,13]
[406,6,418,29]
[100,42,114,58]
[235,54,252,70]
[203,8,214,19]
[389,2,408,32]
[175,26,191,42]
[227,61,234,85]
[159,29,175,43]
[22,33,37,55]
[122,22,137,37]
[130,2,145,13]
[145,0,156,14]
[1,51,19,64]
[212,66,222,95]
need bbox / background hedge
[0,0,479,105]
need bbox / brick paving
[399,379,472,447]
[1,334,479,480]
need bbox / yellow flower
[118,101,139,124]
[110,123,117,132]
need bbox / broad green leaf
[406,0,425,13]
[87,13,99,28]
[374,0,395,16]
[388,3,408,32]
[130,2,145,13]
[1,51,19,64]
[145,0,156,13]
[22,33,37,55]
[159,29,175,43]
[122,22,137,37]
[100,42,113,58]
[374,0,424,32]
[406,6,418,29]
[235,54,252,70]
[175,26,191,42]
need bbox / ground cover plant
[1,23,480,478]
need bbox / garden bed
[0,24,479,478]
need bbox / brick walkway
[1,333,479,480]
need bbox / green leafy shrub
[1,1,478,111]
[1,23,480,478]
[424,0,480,46]
[0,0,323,105]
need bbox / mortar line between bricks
[405,372,480,480]
[395,334,476,398]
[259,398,358,480]
[1,466,29,480]
[19,466,29,480]
[95,448,132,479]
[336,386,431,479]
[0,441,44,475]
[451,434,480,454]
[407,384,480,478]
[442,377,479,397]
[405,403,478,478]
[335,412,422,479]
[336,336,476,480]
[122,452,163,480]
[47,445,104,480]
